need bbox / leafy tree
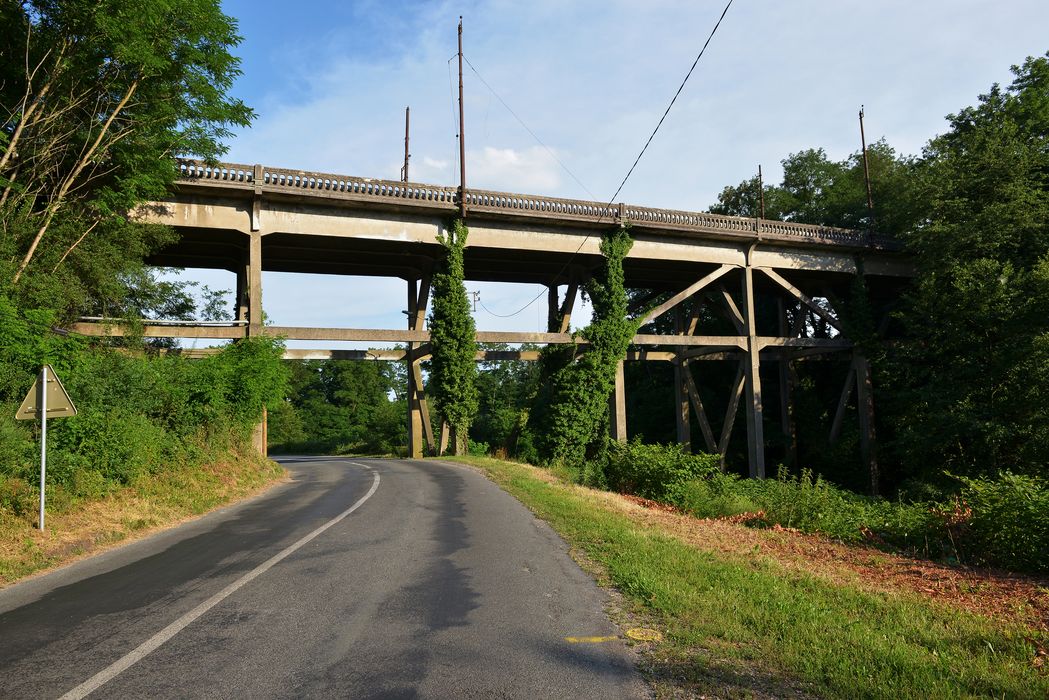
[0,0,252,318]
[428,219,479,455]
[471,344,542,456]
[710,142,921,236]
[885,53,1049,483]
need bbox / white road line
[60,463,380,700]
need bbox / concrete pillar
[407,278,424,459]
[856,355,879,496]
[674,307,691,447]
[247,231,263,336]
[235,251,249,322]
[742,256,766,478]
[777,299,798,466]
[609,360,627,442]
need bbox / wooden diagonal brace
[639,264,733,327]
[719,360,746,460]
[683,360,717,453]
[828,357,857,444]
[716,283,745,334]
[759,268,844,333]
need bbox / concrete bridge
[73,161,911,486]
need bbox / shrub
[956,472,1049,572]
[605,439,720,501]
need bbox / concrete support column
[673,307,690,447]
[547,284,560,332]
[609,360,627,443]
[777,299,798,466]
[235,251,249,323]
[405,275,434,459]
[742,254,766,478]
[856,355,879,496]
[247,231,263,336]
[407,278,424,459]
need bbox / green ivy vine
[428,218,479,455]
[531,224,637,469]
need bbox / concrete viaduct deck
[72,161,912,484]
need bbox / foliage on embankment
[452,454,1049,700]
[0,297,288,576]
[597,440,1049,575]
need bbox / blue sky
[175,0,1049,346]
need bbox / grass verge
[0,449,286,587]
[446,455,1048,699]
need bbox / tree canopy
[0,0,253,318]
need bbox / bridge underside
[73,163,912,490]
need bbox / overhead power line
[607,0,735,205]
[467,0,735,320]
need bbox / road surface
[0,457,648,698]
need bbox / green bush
[956,472,1049,572]
[605,439,720,501]
[670,473,759,519]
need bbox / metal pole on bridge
[402,106,410,182]
[457,17,467,219]
[859,106,875,229]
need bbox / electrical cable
[462,55,598,201]
[466,0,735,320]
[447,54,461,176]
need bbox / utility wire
[462,55,598,201]
[606,0,734,205]
[446,54,461,176]
[470,0,735,320]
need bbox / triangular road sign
[16,365,77,420]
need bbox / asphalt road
[0,457,648,699]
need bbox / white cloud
[185,0,1049,341]
[467,146,561,193]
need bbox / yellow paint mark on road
[625,627,663,642]
[564,635,619,644]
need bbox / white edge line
[60,463,380,700]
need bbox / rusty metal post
[401,106,410,182]
[457,18,467,219]
[860,106,874,228]
[757,164,765,220]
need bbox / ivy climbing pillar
[428,220,478,457]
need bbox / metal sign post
[16,364,77,531]
[39,366,47,530]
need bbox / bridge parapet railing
[175,160,900,249]
[177,160,257,183]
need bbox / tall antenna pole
[457,17,467,219]
[859,105,874,228]
[757,164,765,220]
[401,106,410,182]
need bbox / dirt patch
[604,490,1049,633]
[497,460,1049,633]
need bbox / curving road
[0,458,648,699]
